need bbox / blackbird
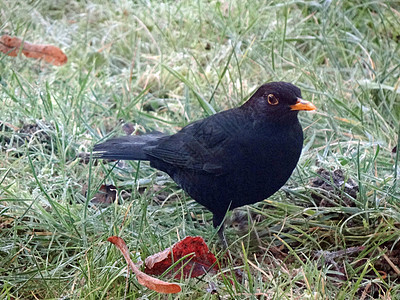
[93,82,316,247]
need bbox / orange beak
[290,98,317,111]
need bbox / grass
[1,0,399,299]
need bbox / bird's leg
[213,214,228,249]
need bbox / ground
[0,0,399,299]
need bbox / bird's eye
[267,94,279,105]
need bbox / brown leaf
[122,122,135,135]
[90,184,117,206]
[145,236,219,279]
[0,35,67,66]
[108,236,181,294]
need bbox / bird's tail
[93,132,165,161]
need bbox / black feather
[93,132,165,160]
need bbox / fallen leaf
[108,236,181,294]
[145,236,219,279]
[90,184,117,206]
[0,35,67,66]
[122,122,135,135]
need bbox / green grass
[1,0,399,299]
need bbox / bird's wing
[145,110,245,175]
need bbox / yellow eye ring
[267,94,279,105]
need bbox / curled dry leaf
[145,236,219,279]
[91,184,117,207]
[0,35,67,66]
[107,236,181,294]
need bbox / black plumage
[93,82,316,246]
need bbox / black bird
[93,82,316,247]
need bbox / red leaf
[0,35,67,66]
[145,236,219,278]
[108,236,181,294]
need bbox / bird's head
[242,82,316,123]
